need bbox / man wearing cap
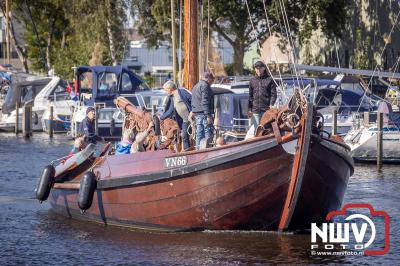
[160,80,192,150]
[248,61,277,131]
[191,72,215,150]
[78,106,100,144]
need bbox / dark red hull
[285,137,353,230]
[49,137,294,231]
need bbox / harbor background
[0,133,398,265]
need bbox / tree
[0,1,29,72]
[9,0,129,79]
[132,0,348,75]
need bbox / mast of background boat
[5,0,10,64]
[183,0,198,90]
[171,0,177,82]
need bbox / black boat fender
[78,172,97,212]
[36,165,56,202]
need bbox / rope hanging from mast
[262,0,284,87]
[206,0,210,71]
[277,0,302,86]
[244,0,279,89]
[356,7,400,113]
[366,8,400,89]
[199,0,204,74]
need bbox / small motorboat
[344,101,400,163]
[0,77,53,132]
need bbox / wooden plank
[53,183,80,190]
[278,103,313,230]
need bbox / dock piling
[22,104,32,138]
[332,109,337,135]
[49,106,54,138]
[95,105,99,136]
[15,102,19,134]
[363,111,369,126]
[377,112,383,169]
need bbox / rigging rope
[199,0,204,74]
[334,38,341,69]
[278,0,302,87]
[206,0,210,70]
[356,7,400,113]
[367,8,400,88]
[244,0,280,91]
[262,0,284,87]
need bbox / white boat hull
[344,126,400,163]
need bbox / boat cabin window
[220,95,230,115]
[142,95,166,111]
[341,83,365,95]
[98,109,115,120]
[123,95,140,107]
[239,97,249,117]
[79,71,93,93]
[49,80,70,101]
[121,73,133,92]
[4,86,14,104]
[137,83,151,92]
[21,86,34,104]
[98,72,118,95]
[0,86,9,101]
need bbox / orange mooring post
[183,0,198,90]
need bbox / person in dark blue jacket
[160,80,192,150]
[191,72,215,150]
[78,106,101,144]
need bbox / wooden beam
[183,0,198,90]
[171,0,177,82]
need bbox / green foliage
[131,0,172,48]
[142,72,155,87]
[298,0,348,45]
[353,28,374,69]
[11,0,129,79]
[224,63,252,76]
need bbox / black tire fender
[78,172,97,211]
[36,165,55,202]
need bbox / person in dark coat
[248,61,277,132]
[160,80,192,150]
[191,72,215,150]
[78,106,101,144]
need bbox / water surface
[0,133,398,265]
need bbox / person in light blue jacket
[115,129,135,155]
[160,80,192,150]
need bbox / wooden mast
[170,0,176,82]
[183,0,198,90]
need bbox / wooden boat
[37,92,354,231]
